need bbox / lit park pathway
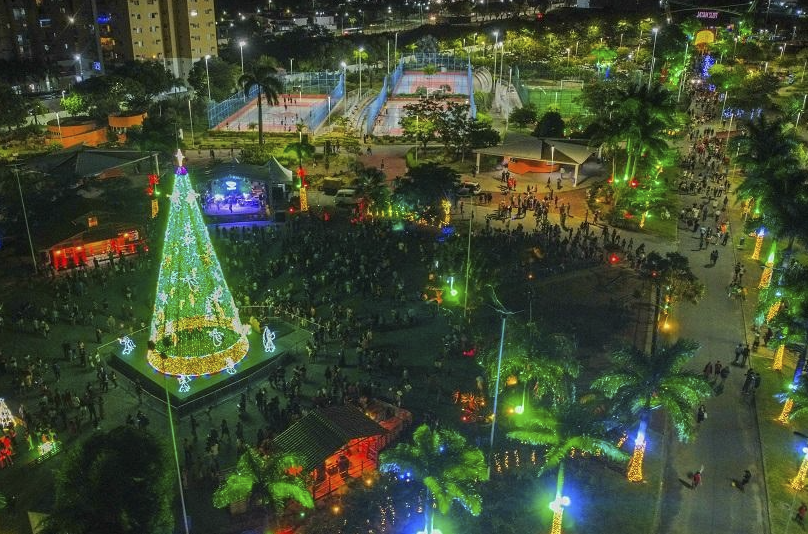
[657,190,768,528]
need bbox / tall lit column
[204,55,212,102]
[238,40,246,74]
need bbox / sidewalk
[657,141,769,533]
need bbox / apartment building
[0,0,217,86]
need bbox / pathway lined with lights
[657,121,769,533]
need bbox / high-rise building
[0,0,217,88]
[101,0,218,78]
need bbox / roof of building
[474,133,596,165]
[28,147,153,180]
[273,406,387,472]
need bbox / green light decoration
[148,150,249,377]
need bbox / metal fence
[467,60,477,119]
[207,71,345,132]
[389,57,404,95]
[366,74,389,136]
[514,66,529,107]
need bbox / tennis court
[392,71,470,96]
[213,93,330,133]
[371,96,467,136]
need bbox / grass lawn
[751,347,808,534]
[526,85,586,119]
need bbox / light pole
[187,99,194,148]
[204,54,212,102]
[780,45,786,60]
[486,287,517,478]
[566,47,571,66]
[238,40,246,74]
[677,40,689,103]
[327,95,332,127]
[492,31,499,87]
[160,353,191,534]
[358,46,364,105]
[12,165,37,274]
[648,27,659,89]
[55,111,62,140]
[74,54,83,80]
[733,37,738,59]
[289,57,294,76]
[619,32,624,48]
[795,94,807,128]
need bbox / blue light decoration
[97,13,111,24]
[92,61,101,72]
[701,54,715,78]
[118,336,136,355]
[178,374,191,393]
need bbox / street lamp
[187,99,194,148]
[289,58,294,76]
[204,54,212,102]
[648,27,659,89]
[238,40,246,74]
[566,47,571,66]
[780,45,786,60]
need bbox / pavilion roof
[474,133,596,165]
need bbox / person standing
[734,469,752,490]
[703,361,713,378]
[697,404,707,424]
[713,361,723,380]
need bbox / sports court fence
[467,62,477,119]
[207,71,345,132]
[366,75,389,136]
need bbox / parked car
[456,181,482,196]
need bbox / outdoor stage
[109,317,308,414]
[201,176,268,217]
[213,94,329,133]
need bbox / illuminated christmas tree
[148,150,249,377]
[0,398,13,427]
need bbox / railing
[366,75,389,135]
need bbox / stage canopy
[208,157,293,186]
[474,133,597,186]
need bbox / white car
[456,181,482,196]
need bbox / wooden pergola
[474,133,597,187]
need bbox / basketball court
[213,94,329,133]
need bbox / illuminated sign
[696,11,719,19]
[225,180,237,191]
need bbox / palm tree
[238,56,283,145]
[379,424,488,534]
[591,339,712,482]
[213,445,314,520]
[735,116,808,251]
[507,400,628,534]
[355,166,390,209]
[482,321,580,410]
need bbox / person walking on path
[692,469,703,489]
[703,361,713,379]
[733,469,752,490]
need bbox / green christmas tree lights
[148,150,248,377]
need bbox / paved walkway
[658,128,769,533]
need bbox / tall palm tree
[355,166,390,209]
[213,446,314,519]
[482,321,580,410]
[591,339,712,482]
[238,56,283,145]
[379,424,488,534]
[508,400,628,534]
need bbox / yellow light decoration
[772,343,786,371]
[626,440,646,482]
[639,210,648,229]
[441,199,451,226]
[751,232,764,260]
[147,337,249,376]
[300,187,309,212]
[616,433,628,449]
[766,301,783,323]
[791,452,808,490]
[550,508,564,534]
[506,375,518,386]
[778,398,794,424]
[759,265,773,289]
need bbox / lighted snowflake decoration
[158,291,168,305]
[208,328,224,347]
[224,357,237,375]
[185,189,200,206]
[168,189,181,205]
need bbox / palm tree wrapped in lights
[507,399,628,534]
[592,339,713,482]
[379,424,488,534]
